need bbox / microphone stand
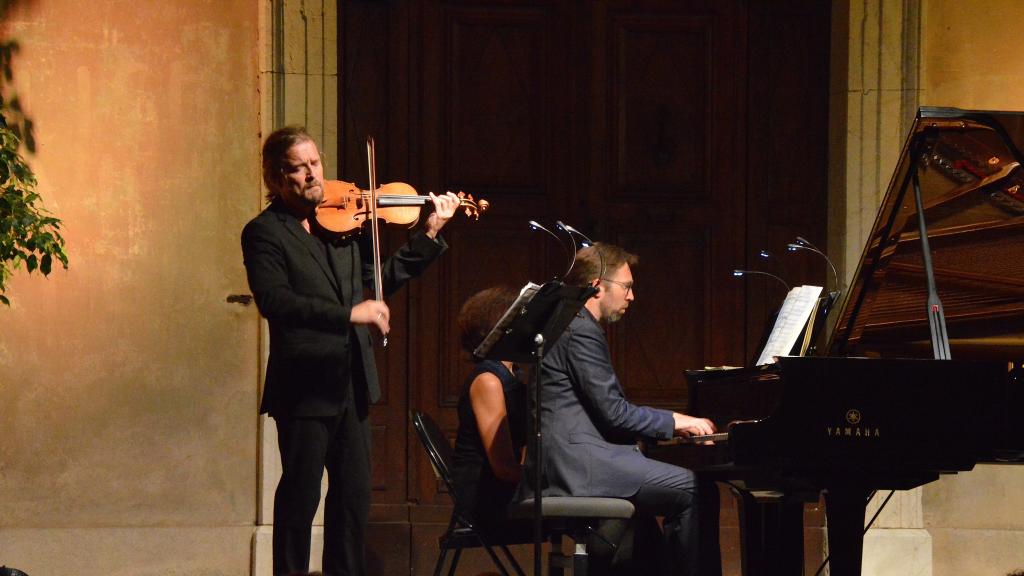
[732,269,791,292]
[787,239,840,294]
[530,220,573,279]
[557,221,605,280]
[531,332,545,575]
[785,239,843,353]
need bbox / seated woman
[449,285,529,538]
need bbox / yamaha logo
[827,408,880,438]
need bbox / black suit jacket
[242,200,446,417]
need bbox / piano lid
[828,107,1024,360]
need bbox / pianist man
[518,242,722,576]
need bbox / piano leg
[823,487,870,576]
[732,489,804,576]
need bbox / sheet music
[755,285,823,366]
[473,282,542,359]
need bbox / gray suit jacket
[242,200,445,417]
[521,307,675,499]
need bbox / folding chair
[411,410,526,576]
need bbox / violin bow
[366,136,387,348]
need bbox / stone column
[828,0,931,574]
[830,0,921,285]
[260,0,339,176]
[254,1,339,573]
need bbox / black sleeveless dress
[450,359,527,535]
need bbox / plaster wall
[0,1,262,574]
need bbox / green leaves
[0,14,64,305]
[0,105,66,305]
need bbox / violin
[314,179,489,236]
[334,136,486,348]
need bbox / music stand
[474,280,596,575]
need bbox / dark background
[338,0,832,572]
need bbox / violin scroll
[449,190,490,220]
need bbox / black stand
[733,490,805,576]
[798,289,840,357]
[822,486,872,576]
[530,333,546,575]
[476,280,595,575]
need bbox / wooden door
[582,0,748,410]
[339,1,830,573]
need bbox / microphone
[528,219,558,237]
[757,249,790,277]
[758,249,781,266]
[528,220,572,279]
[786,236,839,292]
[556,221,594,247]
[732,269,791,292]
[556,221,605,281]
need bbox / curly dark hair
[458,285,520,358]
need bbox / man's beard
[602,303,627,324]
[300,181,324,206]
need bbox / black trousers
[272,395,371,576]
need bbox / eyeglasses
[601,278,634,294]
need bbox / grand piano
[651,107,1024,576]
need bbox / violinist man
[518,242,722,576]
[242,126,461,576]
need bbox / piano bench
[509,497,635,576]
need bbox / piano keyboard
[658,432,730,445]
